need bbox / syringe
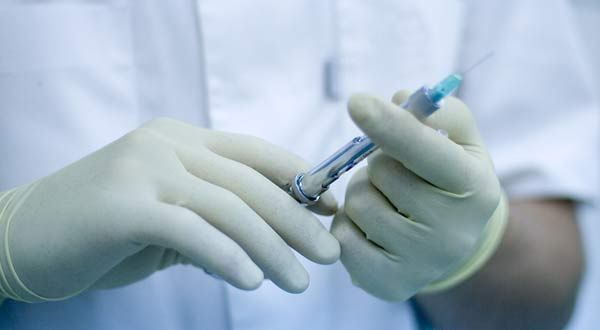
[290,73,463,204]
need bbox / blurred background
[0,1,598,329]
[567,1,599,329]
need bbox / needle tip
[460,51,495,76]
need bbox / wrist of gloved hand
[0,183,70,303]
[420,192,509,294]
[1,186,32,302]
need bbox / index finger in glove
[203,131,338,216]
[163,174,310,293]
[130,202,264,291]
[145,118,337,216]
[177,149,340,265]
[391,90,484,148]
[347,93,481,193]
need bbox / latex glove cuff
[0,183,82,303]
[420,191,509,294]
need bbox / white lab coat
[0,1,597,329]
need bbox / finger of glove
[92,247,193,290]
[391,90,485,149]
[344,168,430,255]
[331,209,414,301]
[177,149,340,265]
[143,118,337,215]
[132,202,264,291]
[347,93,477,193]
[368,152,498,267]
[390,90,413,107]
[164,174,310,293]
[202,131,338,215]
[367,152,442,226]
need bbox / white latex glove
[0,118,339,303]
[331,91,508,301]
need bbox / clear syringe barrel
[290,74,462,204]
[293,136,376,200]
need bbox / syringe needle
[290,74,464,204]
[460,51,495,76]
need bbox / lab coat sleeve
[458,0,599,203]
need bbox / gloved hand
[0,118,339,303]
[331,91,508,301]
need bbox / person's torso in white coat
[0,1,596,329]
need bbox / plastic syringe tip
[429,73,463,104]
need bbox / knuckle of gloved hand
[473,178,502,220]
[120,127,164,151]
[104,152,148,183]
[366,154,394,186]
[141,117,180,130]
[344,193,363,223]
[331,213,353,244]
[344,179,372,221]
[454,159,486,195]
[438,228,479,262]
[125,211,167,244]
[106,130,166,176]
